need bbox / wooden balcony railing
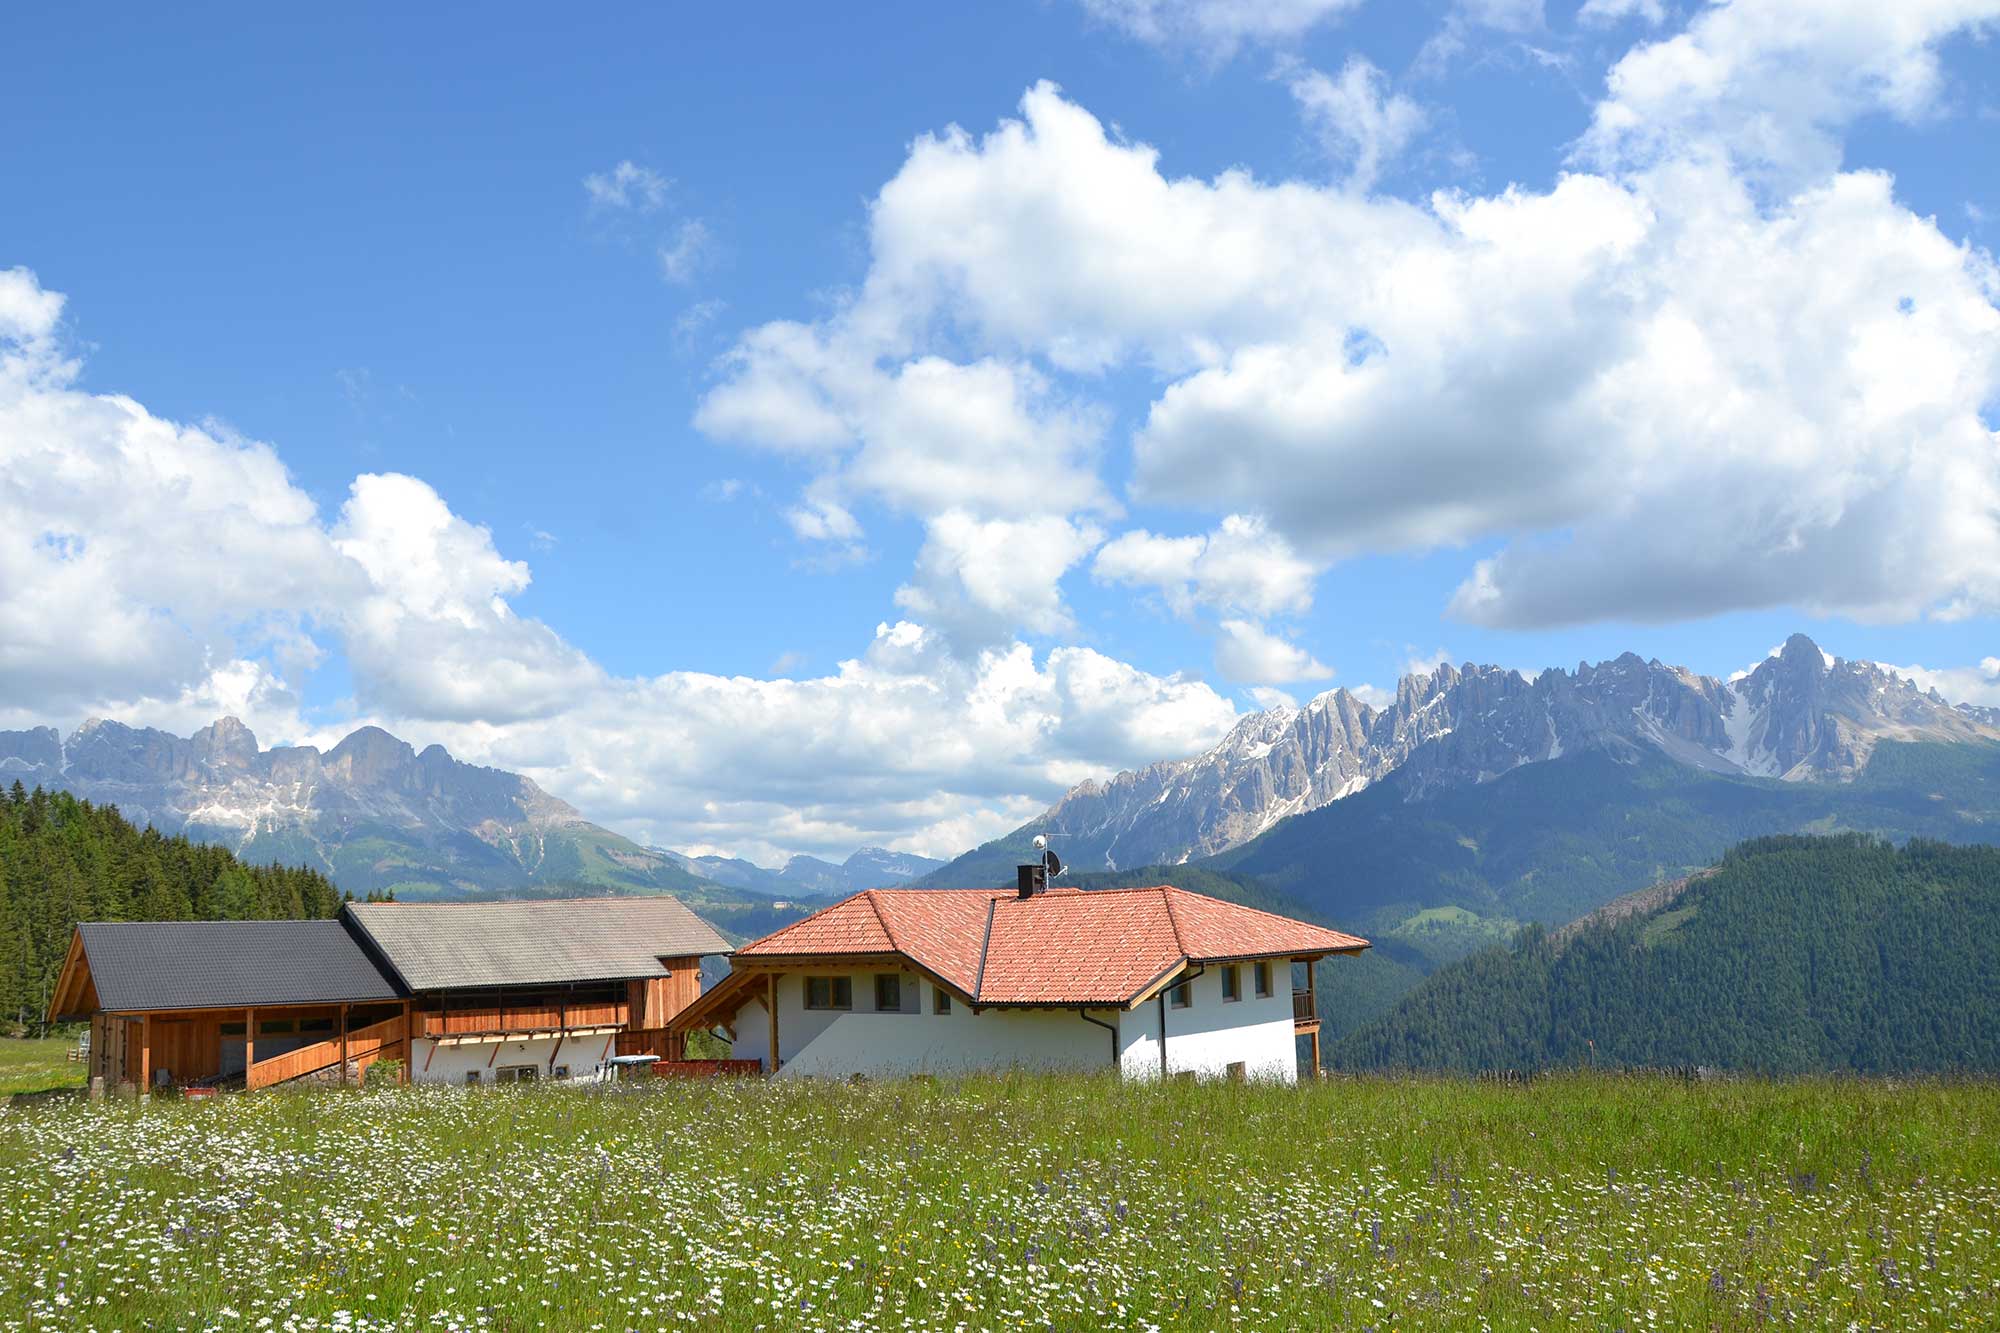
[416,1000,628,1039]
[1292,989,1317,1025]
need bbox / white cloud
[584,160,670,212]
[785,495,863,543]
[0,269,1241,860]
[1093,514,1318,618]
[1579,0,2000,188]
[1075,0,1364,54]
[1215,619,1332,683]
[1578,0,1666,26]
[895,511,1105,652]
[1289,58,1427,192]
[1874,657,2000,708]
[759,78,2000,632]
[1245,685,1299,711]
[658,219,712,283]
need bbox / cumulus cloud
[895,512,1105,653]
[0,269,1239,860]
[1093,514,1318,618]
[712,72,2000,633]
[1579,0,2000,187]
[1215,619,1332,684]
[1877,657,2000,709]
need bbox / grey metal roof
[77,920,403,1013]
[343,896,733,992]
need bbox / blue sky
[4,1,1999,862]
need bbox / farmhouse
[46,896,732,1093]
[668,866,1368,1082]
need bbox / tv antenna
[1032,833,1064,880]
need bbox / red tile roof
[732,884,1367,1007]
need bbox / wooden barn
[47,896,732,1093]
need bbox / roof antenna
[1017,834,1064,899]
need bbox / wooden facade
[54,937,714,1095]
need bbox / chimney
[1016,863,1047,898]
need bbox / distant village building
[669,866,1368,1081]
[47,897,731,1092]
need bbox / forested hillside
[0,784,342,1033]
[1333,835,2000,1075]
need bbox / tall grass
[1,1072,1994,1328]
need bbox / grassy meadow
[0,1057,1995,1331]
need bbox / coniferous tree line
[1333,834,2000,1075]
[0,783,342,1034]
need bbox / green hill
[1332,834,2000,1074]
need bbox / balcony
[1292,989,1318,1027]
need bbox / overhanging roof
[343,896,733,992]
[54,920,403,1019]
[674,884,1367,1028]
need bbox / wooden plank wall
[629,958,704,1028]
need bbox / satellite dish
[1043,847,1064,879]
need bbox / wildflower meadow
[1,1067,1995,1330]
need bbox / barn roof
[342,896,733,992]
[703,884,1367,1013]
[62,919,403,1016]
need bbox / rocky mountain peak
[192,716,259,770]
[1012,633,2000,874]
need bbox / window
[495,1065,539,1084]
[874,974,902,1011]
[933,985,951,1015]
[551,1065,569,1080]
[805,976,853,1011]
[1254,961,1273,998]
[1221,965,1241,1002]
[258,1019,295,1036]
[464,1070,481,1085]
[1168,980,1192,1009]
[220,1022,246,1037]
[298,1017,334,1035]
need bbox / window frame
[933,985,951,1015]
[805,976,854,1011]
[1221,964,1241,1003]
[1168,979,1192,1009]
[874,973,903,1012]
[1254,960,1273,998]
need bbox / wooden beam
[138,1013,151,1097]
[339,1004,349,1087]
[766,973,779,1074]
[402,1002,412,1085]
[244,1007,255,1087]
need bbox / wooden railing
[1293,990,1317,1024]
[247,1014,406,1090]
[417,999,628,1038]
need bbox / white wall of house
[727,960,1300,1082]
[410,1033,617,1085]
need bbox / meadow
[0,1058,1995,1330]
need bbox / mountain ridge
[0,716,734,903]
[923,633,2000,885]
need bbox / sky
[3,0,1999,865]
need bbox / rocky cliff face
[0,717,695,898]
[1033,634,2000,871]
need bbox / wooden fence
[246,1013,407,1090]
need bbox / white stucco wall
[411,1033,617,1084]
[728,961,1301,1082]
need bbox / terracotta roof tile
[729,883,1367,1008]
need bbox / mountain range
[0,716,731,904]
[927,634,2000,883]
[661,847,943,899]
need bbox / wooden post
[1309,1028,1321,1078]
[338,1004,349,1087]
[766,972,779,1074]
[245,1007,256,1088]
[401,1001,412,1085]
[138,1014,151,1097]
